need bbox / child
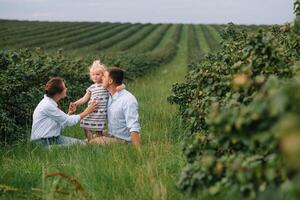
[73,60,124,141]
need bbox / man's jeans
[33,135,85,147]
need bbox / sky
[0,0,296,25]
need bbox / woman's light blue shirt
[31,95,80,140]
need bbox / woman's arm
[46,101,97,128]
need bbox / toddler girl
[73,60,124,141]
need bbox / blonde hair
[89,60,106,79]
[89,60,106,72]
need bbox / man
[31,77,97,146]
[92,67,141,146]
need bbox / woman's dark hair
[107,67,124,86]
[45,77,65,98]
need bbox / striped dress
[80,83,109,131]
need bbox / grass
[0,25,194,200]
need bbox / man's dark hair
[45,77,65,98]
[107,67,124,86]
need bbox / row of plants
[107,24,159,52]
[169,18,300,199]
[129,24,171,53]
[94,24,146,51]
[0,24,183,145]
[98,25,183,78]
[0,20,73,41]
[19,24,97,49]
[0,20,223,56]
[1,23,88,48]
[199,25,220,51]
[67,23,130,50]
[187,25,203,64]
[43,23,114,49]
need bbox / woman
[30,77,97,146]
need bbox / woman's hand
[67,102,77,115]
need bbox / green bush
[0,49,90,144]
[169,23,300,198]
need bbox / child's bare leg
[84,129,93,141]
[96,131,103,137]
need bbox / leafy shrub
[169,23,300,198]
[0,49,90,144]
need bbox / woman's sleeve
[44,105,80,128]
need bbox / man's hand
[130,132,140,147]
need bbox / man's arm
[123,98,141,146]
[130,131,140,146]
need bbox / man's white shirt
[107,90,141,141]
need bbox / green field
[0,20,226,199]
[0,20,221,55]
[4,18,296,199]
[1,3,299,199]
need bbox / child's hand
[85,101,97,114]
[116,83,126,91]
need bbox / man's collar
[111,89,125,101]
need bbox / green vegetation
[187,25,202,63]
[129,24,171,53]
[6,16,299,200]
[169,21,300,200]
[106,24,159,52]
[0,23,195,200]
